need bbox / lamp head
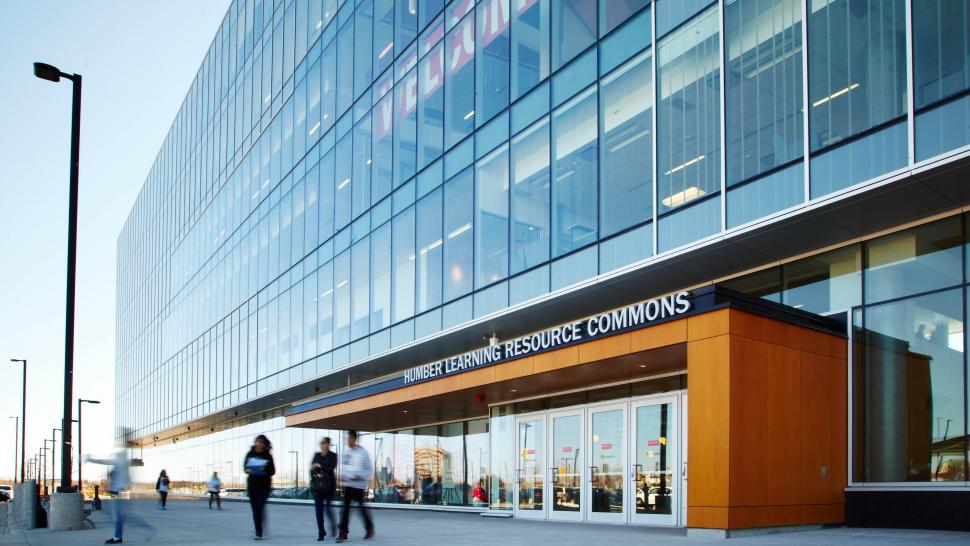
[33,62,61,82]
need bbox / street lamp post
[51,428,61,493]
[41,444,50,495]
[77,399,99,491]
[33,61,83,493]
[8,417,17,483]
[10,359,26,483]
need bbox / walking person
[310,437,337,541]
[244,434,276,540]
[155,470,170,510]
[85,438,156,544]
[336,430,374,542]
[208,471,223,510]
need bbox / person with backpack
[309,437,337,541]
[155,470,170,510]
[208,471,223,510]
[244,434,276,540]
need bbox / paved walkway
[2,498,969,545]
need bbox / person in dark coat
[309,437,338,541]
[155,470,170,510]
[243,435,276,540]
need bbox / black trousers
[209,491,221,509]
[339,487,373,534]
[158,491,167,507]
[312,492,335,535]
[248,486,270,536]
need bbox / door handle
[631,463,643,479]
[516,468,524,484]
[588,466,598,483]
[682,461,687,480]
[550,467,559,484]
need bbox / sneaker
[364,529,375,540]
[253,536,263,541]
[317,533,326,541]
[105,539,123,544]
[335,532,348,543]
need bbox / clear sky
[0,0,231,482]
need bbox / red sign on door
[562,447,572,453]
[526,449,535,455]
[602,443,613,450]
[647,440,660,447]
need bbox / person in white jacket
[85,447,156,544]
[336,430,374,542]
[208,471,222,510]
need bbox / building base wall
[846,490,970,532]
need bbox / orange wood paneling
[728,335,767,508]
[629,319,687,352]
[577,332,631,363]
[493,356,534,381]
[764,343,801,506]
[687,335,731,508]
[531,345,579,374]
[687,309,730,341]
[687,506,729,529]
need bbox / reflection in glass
[414,426,442,504]
[393,207,416,321]
[475,146,510,287]
[446,14,475,147]
[657,6,720,213]
[517,419,544,511]
[511,0,549,99]
[511,119,550,274]
[552,0,596,70]
[370,223,392,331]
[444,169,474,300]
[476,0,511,125]
[417,189,444,311]
[465,419,490,507]
[600,0,648,36]
[489,407,515,510]
[393,430,416,503]
[590,409,623,513]
[783,244,861,314]
[855,290,966,482]
[551,414,581,512]
[600,51,653,237]
[635,404,673,515]
[552,87,598,256]
[865,216,962,305]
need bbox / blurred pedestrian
[244,434,275,540]
[155,470,170,510]
[336,430,373,543]
[85,435,156,544]
[309,437,337,541]
[208,471,222,510]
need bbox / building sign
[402,291,692,385]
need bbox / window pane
[417,189,444,312]
[334,250,350,346]
[657,195,720,253]
[511,0,550,99]
[657,6,720,213]
[335,134,353,228]
[371,222,392,331]
[395,0,418,53]
[725,0,803,185]
[782,243,861,314]
[444,169,474,300]
[476,145,510,287]
[375,0,395,76]
[810,120,906,198]
[808,0,906,151]
[914,0,970,109]
[855,290,966,482]
[393,207,416,322]
[419,43,446,168]
[600,51,653,237]
[600,0,648,36]
[395,68,419,187]
[477,0,511,125]
[353,115,372,217]
[916,93,970,162]
[511,119,551,273]
[374,90,395,203]
[726,162,803,227]
[446,13,476,147]
[719,267,781,303]
[414,426,441,504]
[355,2,374,99]
[552,87,598,256]
[337,20,354,115]
[552,0,596,70]
[351,237,370,339]
[656,0,711,38]
[865,216,962,304]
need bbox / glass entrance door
[514,416,546,519]
[587,403,627,523]
[630,396,679,526]
[549,410,584,521]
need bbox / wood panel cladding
[687,309,847,530]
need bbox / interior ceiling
[291,343,686,432]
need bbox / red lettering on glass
[400,72,418,119]
[421,46,444,99]
[450,18,475,74]
[376,95,393,140]
[480,0,510,48]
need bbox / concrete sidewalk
[2,498,969,545]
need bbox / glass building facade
[116,0,970,526]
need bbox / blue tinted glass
[600,51,653,237]
[511,0,550,99]
[552,47,597,107]
[392,206,416,321]
[476,0,511,125]
[599,223,652,272]
[416,189,444,311]
[865,216,962,304]
[353,115,372,217]
[395,0,419,52]
[725,0,803,185]
[913,0,970,109]
[509,265,550,304]
[656,0,712,37]
[419,43,445,168]
[476,111,510,159]
[475,145,510,287]
[394,69,419,186]
[810,121,906,199]
[511,119,551,273]
[337,20,354,115]
[658,196,720,253]
[370,222,392,331]
[727,162,803,228]
[444,168,474,300]
[916,94,970,161]
[335,133,353,228]
[511,81,550,134]
[808,0,906,152]
[334,250,351,345]
[446,13,476,147]
[552,0,597,70]
[551,246,597,290]
[374,0,395,75]
[351,236,370,339]
[355,2,374,98]
[474,281,509,317]
[657,6,720,213]
[599,6,651,76]
[600,0,649,36]
[552,87,598,256]
[372,90,394,203]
